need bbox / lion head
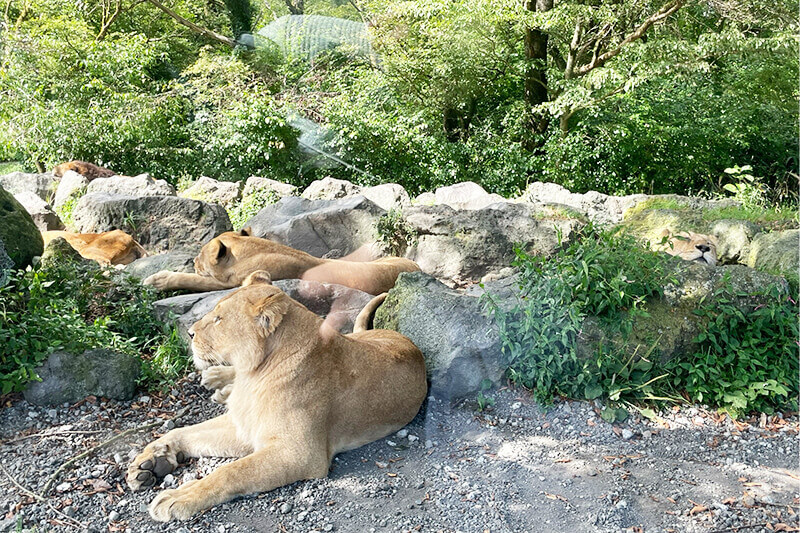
[188,271,289,372]
[658,230,718,266]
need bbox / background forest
[0,0,797,201]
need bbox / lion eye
[214,316,221,325]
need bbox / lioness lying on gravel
[143,228,420,295]
[42,230,147,266]
[126,272,427,522]
[657,229,718,266]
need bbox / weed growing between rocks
[375,209,418,256]
[0,258,188,394]
[485,225,799,419]
[227,187,279,230]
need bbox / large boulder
[0,171,57,202]
[124,250,197,280]
[153,280,373,348]
[23,349,140,406]
[0,185,44,269]
[301,177,361,201]
[709,219,761,264]
[243,176,299,199]
[374,272,504,399]
[0,240,13,288]
[53,170,89,211]
[72,193,232,253]
[746,229,799,284]
[434,182,505,211]
[13,191,63,231]
[402,202,583,282]
[86,173,175,197]
[360,183,411,211]
[245,195,385,257]
[179,176,242,208]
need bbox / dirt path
[1,374,797,533]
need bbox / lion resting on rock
[126,272,427,522]
[42,230,147,266]
[143,228,420,295]
[656,229,718,266]
[52,160,115,180]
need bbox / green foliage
[486,225,672,405]
[375,209,417,256]
[54,188,86,231]
[667,284,799,416]
[721,166,768,210]
[227,188,280,230]
[0,259,188,394]
[486,227,799,416]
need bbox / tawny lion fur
[126,272,427,522]
[52,161,115,180]
[656,229,718,266]
[42,230,147,266]
[143,228,420,295]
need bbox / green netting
[256,15,372,60]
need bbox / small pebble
[107,511,119,522]
[280,502,293,514]
[622,429,634,440]
[396,429,409,439]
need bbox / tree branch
[564,17,582,80]
[574,0,685,77]
[145,0,237,47]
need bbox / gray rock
[710,219,761,264]
[360,183,411,211]
[40,237,91,269]
[521,182,738,226]
[0,184,44,269]
[86,174,175,197]
[179,177,242,208]
[373,272,504,399]
[243,176,299,199]
[413,192,436,206]
[301,177,361,201]
[72,193,232,253]
[23,349,140,405]
[0,171,58,202]
[0,240,13,288]
[153,279,373,347]
[124,250,197,280]
[403,202,583,282]
[53,170,89,210]
[746,229,799,283]
[434,182,505,210]
[245,195,385,257]
[13,190,63,231]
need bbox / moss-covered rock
[40,237,91,269]
[746,229,799,289]
[0,184,44,269]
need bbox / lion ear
[240,226,252,237]
[243,270,272,286]
[254,294,289,336]
[207,239,227,264]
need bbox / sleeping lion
[657,229,718,266]
[143,228,420,295]
[42,230,147,266]
[126,272,427,522]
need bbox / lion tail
[353,293,387,333]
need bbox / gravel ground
[1,375,798,533]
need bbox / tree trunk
[524,0,553,147]
[285,0,303,15]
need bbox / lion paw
[126,443,186,491]
[143,270,173,290]
[201,366,235,390]
[148,481,204,522]
[211,384,233,405]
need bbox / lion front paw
[126,443,186,491]
[148,481,205,522]
[200,365,235,390]
[211,384,233,405]
[143,270,174,290]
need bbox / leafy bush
[227,187,280,230]
[374,209,418,256]
[0,259,188,394]
[667,284,799,415]
[486,226,799,417]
